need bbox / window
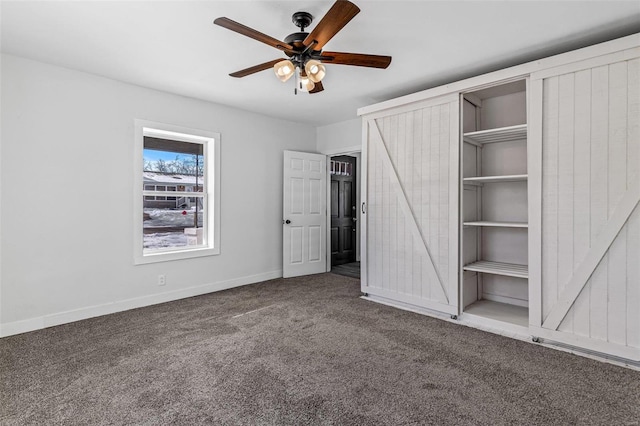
[134,120,220,264]
[330,160,352,176]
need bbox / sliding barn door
[529,51,640,361]
[362,94,460,315]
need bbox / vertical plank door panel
[405,112,414,296]
[397,113,407,295]
[557,73,575,333]
[607,61,629,346]
[412,110,423,298]
[571,69,592,338]
[536,54,640,360]
[362,95,459,314]
[588,65,610,342]
[421,108,433,300]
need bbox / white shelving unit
[460,80,529,328]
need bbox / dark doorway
[330,155,357,266]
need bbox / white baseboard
[0,270,282,338]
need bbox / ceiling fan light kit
[213,0,391,94]
[297,69,315,93]
[305,59,326,83]
[274,60,295,82]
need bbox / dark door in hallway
[330,155,356,266]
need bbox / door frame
[322,146,362,272]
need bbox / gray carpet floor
[1,273,639,425]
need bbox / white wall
[316,118,361,155]
[0,54,317,335]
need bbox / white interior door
[283,150,327,278]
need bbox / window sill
[134,246,220,265]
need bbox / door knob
[284,219,291,224]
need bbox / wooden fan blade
[214,17,295,54]
[319,51,392,69]
[310,81,324,94]
[303,0,360,51]
[229,59,283,78]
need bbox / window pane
[143,198,205,250]
[143,136,206,252]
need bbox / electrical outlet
[158,274,166,286]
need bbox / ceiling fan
[213,0,392,94]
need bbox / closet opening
[460,79,529,328]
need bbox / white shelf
[463,174,528,185]
[463,260,528,279]
[463,221,528,228]
[463,124,527,145]
[463,299,529,328]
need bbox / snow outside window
[134,120,220,264]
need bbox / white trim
[530,326,640,363]
[319,144,362,156]
[363,93,459,122]
[362,286,458,315]
[134,245,218,264]
[360,119,368,287]
[358,33,640,118]
[531,47,640,81]
[134,119,221,265]
[528,77,543,328]
[361,294,453,320]
[0,270,281,338]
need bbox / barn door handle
[361,202,366,214]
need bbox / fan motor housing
[284,32,309,49]
[286,11,313,50]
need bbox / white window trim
[134,119,221,265]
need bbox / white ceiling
[2,1,639,126]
